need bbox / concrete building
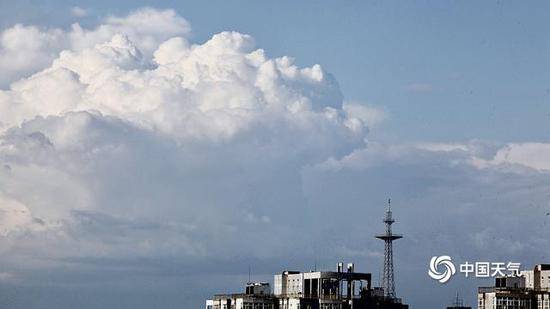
[207,263,408,309]
[520,264,550,291]
[274,263,371,298]
[477,264,550,309]
[477,286,532,309]
[208,282,277,309]
[273,263,372,309]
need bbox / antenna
[248,265,251,283]
[375,197,403,299]
[453,292,464,307]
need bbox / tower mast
[375,199,403,299]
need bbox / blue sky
[0,1,549,309]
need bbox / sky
[0,1,549,309]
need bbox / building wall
[478,292,495,309]
[539,271,550,291]
[521,271,535,289]
[286,274,304,296]
[206,299,213,309]
[278,298,301,309]
[274,275,283,296]
[536,293,550,309]
[477,290,533,309]
[211,297,231,309]
[495,296,531,309]
[212,296,276,309]
[274,273,304,297]
[524,265,550,291]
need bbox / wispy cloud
[405,83,434,93]
[70,6,88,17]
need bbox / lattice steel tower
[375,199,403,299]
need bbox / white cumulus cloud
[0,8,190,87]
[0,7,369,274]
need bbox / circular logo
[428,255,456,283]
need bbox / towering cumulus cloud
[0,7,372,280]
[0,8,190,86]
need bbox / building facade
[478,264,550,309]
[209,282,277,309]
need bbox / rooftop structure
[207,263,408,309]
[273,263,371,300]
[478,264,550,309]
